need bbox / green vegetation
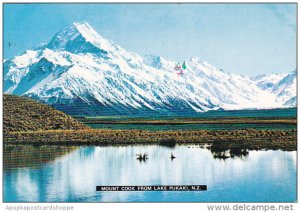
[77,118,296,125]
[3,94,296,151]
[77,112,297,131]
[4,128,296,151]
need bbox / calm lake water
[3,144,297,202]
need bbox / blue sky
[4,3,296,76]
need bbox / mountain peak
[46,21,114,55]
[3,22,296,115]
[73,21,89,27]
[72,21,103,41]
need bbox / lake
[3,144,297,202]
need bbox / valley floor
[3,128,297,151]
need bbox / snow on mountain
[251,73,288,90]
[143,55,169,69]
[3,22,297,116]
[271,70,297,106]
[252,71,297,107]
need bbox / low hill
[3,94,88,134]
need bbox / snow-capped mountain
[252,71,297,107]
[251,73,288,90]
[3,22,297,116]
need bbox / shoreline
[4,128,297,151]
[76,117,297,125]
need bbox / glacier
[3,21,297,116]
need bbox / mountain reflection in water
[3,144,296,202]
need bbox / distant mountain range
[4,21,297,116]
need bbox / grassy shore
[77,118,296,125]
[3,94,297,151]
[4,128,297,151]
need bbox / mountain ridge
[4,22,297,116]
